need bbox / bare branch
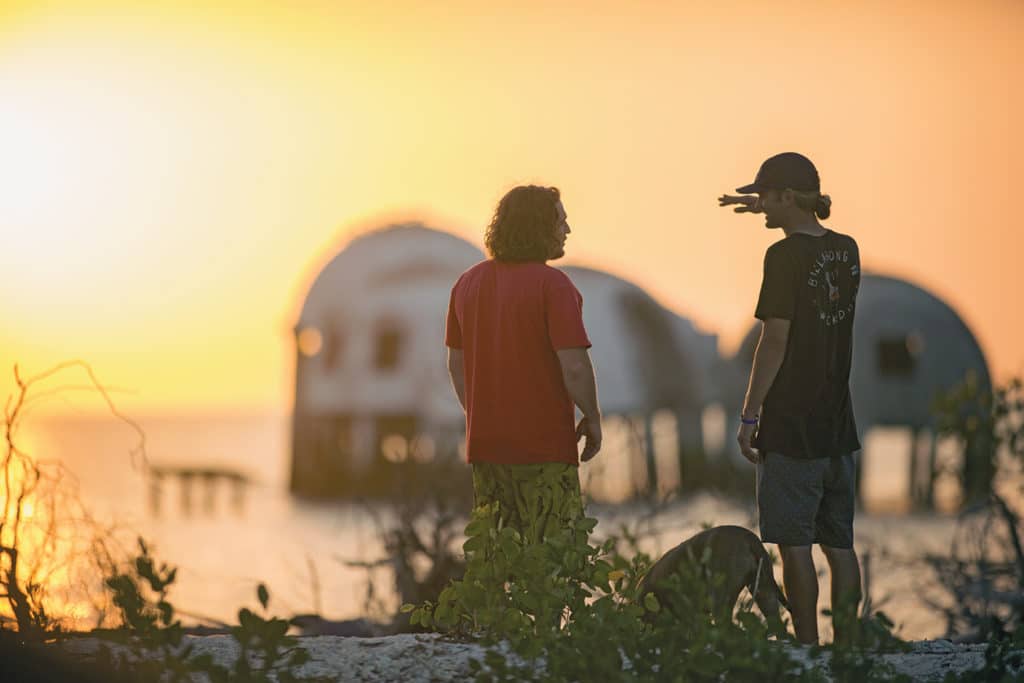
[0,360,152,636]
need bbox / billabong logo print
[825,271,840,303]
[807,249,857,327]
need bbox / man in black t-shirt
[719,153,862,646]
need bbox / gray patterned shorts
[756,451,857,549]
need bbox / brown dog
[637,525,788,632]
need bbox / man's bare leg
[779,545,819,644]
[822,546,862,645]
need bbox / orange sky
[1,0,1020,416]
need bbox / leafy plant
[930,376,1024,641]
[99,537,200,682]
[932,374,1023,505]
[942,624,1024,682]
[100,537,330,683]
[407,499,916,682]
[204,582,320,683]
[407,501,604,648]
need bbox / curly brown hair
[484,185,561,262]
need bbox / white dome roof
[297,223,484,326]
[562,266,708,413]
[294,227,714,419]
[735,273,986,365]
[731,272,991,425]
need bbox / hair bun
[816,193,832,220]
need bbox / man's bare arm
[742,318,791,418]
[556,347,600,420]
[447,348,467,413]
[737,318,790,463]
[556,347,602,461]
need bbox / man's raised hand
[718,194,762,213]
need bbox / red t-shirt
[445,260,591,465]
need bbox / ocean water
[11,413,1004,640]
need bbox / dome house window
[374,326,403,371]
[877,334,920,377]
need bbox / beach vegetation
[929,376,1024,641]
[408,500,908,682]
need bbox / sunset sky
[1,0,1020,416]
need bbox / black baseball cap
[736,152,820,194]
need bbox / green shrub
[408,504,912,681]
[99,537,330,683]
[943,625,1024,683]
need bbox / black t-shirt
[753,230,862,459]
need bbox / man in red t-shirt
[444,185,602,541]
